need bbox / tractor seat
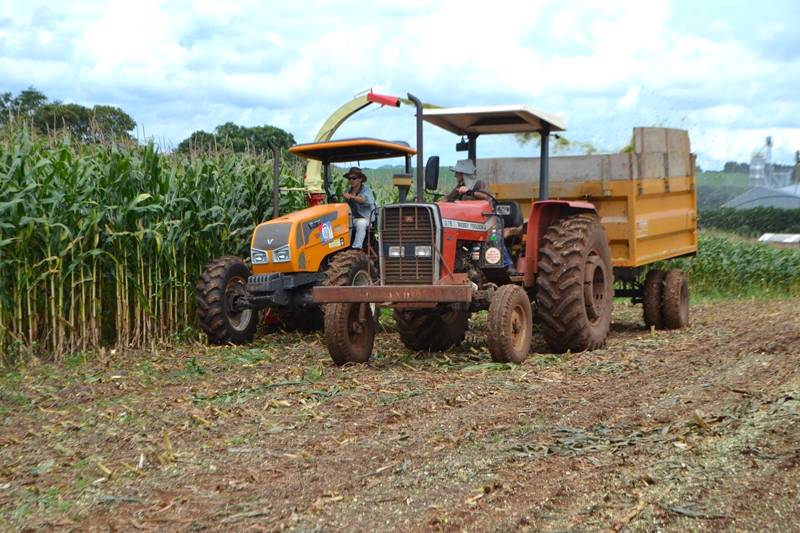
[496,200,524,249]
[496,200,523,230]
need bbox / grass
[696,171,749,188]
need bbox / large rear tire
[323,249,377,364]
[643,269,666,329]
[662,269,689,329]
[536,213,613,353]
[394,306,468,352]
[487,285,533,363]
[196,256,257,345]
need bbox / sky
[1,0,799,169]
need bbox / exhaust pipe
[407,93,424,203]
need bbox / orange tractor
[314,95,696,364]
[196,91,414,344]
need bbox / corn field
[659,232,800,297]
[0,126,307,364]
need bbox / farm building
[723,184,800,209]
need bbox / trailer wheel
[662,269,689,329]
[487,285,532,363]
[642,269,666,329]
[536,213,613,353]
[196,256,258,345]
[394,306,468,352]
[323,249,376,364]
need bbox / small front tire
[487,285,533,363]
[325,303,375,365]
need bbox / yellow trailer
[479,127,697,268]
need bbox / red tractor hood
[436,200,492,223]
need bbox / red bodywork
[436,200,493,275]
[435,199,598,287]
[522,200,597,286]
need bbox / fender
[523,200,598,287]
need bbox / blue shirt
[348,183,376,221]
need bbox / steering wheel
[463,189,498,207]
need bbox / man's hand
[457,186,469,194]
[343,192,352,200]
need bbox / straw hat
[344,167,367,181]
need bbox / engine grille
[381,205,436,285]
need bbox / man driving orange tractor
[342,166,376,249]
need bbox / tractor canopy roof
[422,105,566,135]
[289,138,416,163]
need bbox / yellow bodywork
[489,173,697,268]
[250,203,351,275]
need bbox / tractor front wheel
[325,303,375,365]
[536,213,614,353]
[196,256,257,345]
[487,284,533,363]
[323,249,377,364]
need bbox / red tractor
[314,94,695,364]
[312,94,615,364]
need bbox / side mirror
[425,156,440,190]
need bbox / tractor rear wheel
[394,306,468,352]
[662,269,689,329]
[323,249,377,364]
[643,269,666,329]
[196,256,257,345]
[487,284,533,363]
[536,213,613,353]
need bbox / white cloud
[0,0,798,169]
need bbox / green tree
[177,122,295,154]
[92,105,137,141]
[1,86,136,142]
[33,102,135,142]
[0,86,48,124]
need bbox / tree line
[1,86,295,153]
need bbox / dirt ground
[1,298,799,532]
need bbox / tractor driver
[342,167,376,250]
[446,159,521,276]
[445,159,492,202]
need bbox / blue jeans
[501,240,514,269]
[352,217,369,249]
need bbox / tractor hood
[250,203,352,274]
[436,199,493,225]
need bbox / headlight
[414,246,432,257]
[388,246,402,257]
[273,245,290,263]
[251,249,268,264]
